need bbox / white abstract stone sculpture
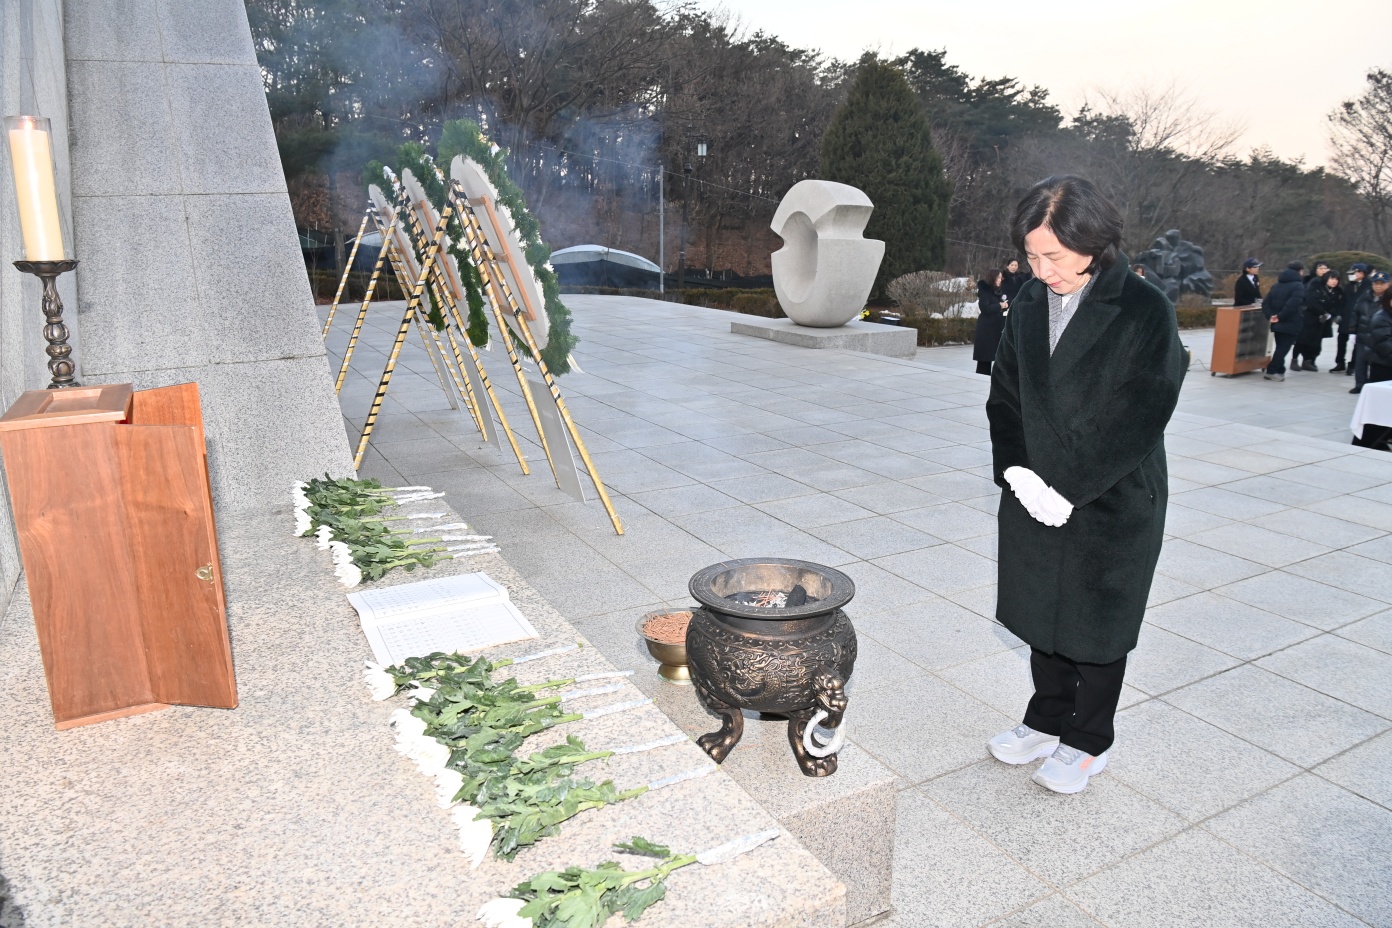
[771,180,885,328]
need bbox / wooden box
[1211,306,1271,376]
[0,382,236,729]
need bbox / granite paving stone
[1144,592,1318,659]
[987,895,1105,928]
[1164,665,1389,767]
[1284,550,1392,603]
[846,675,1012,784]
[1257,634,1392,720]
[805,516,944,560]
[1336,609,1392,653]
[1109,700,1299,821]
[1067,828,1365,928]
[1214,570,1387,629]
[890,502,998,542]
[1124,625,1241,696]
[889,790,1050,928]
[1313,730,1392,811]
[921,760,1187,887]
[1206,775,1392,927]
[857,598,1019,671]
[872,544,998,597]
[1154,538,1268,588]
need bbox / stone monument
[1136,229,1213,301]
[770,180,885,327]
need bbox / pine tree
[820,58,952,298]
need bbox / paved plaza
[328,295,1392,928]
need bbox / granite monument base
[731,316,917,360]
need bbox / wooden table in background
[0,383,236,729]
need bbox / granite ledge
[0,502,845,928]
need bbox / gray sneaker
[1263,373,1284,381]
[1031,744,1108,794]
[987,724,1060,765]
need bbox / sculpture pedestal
[731,316,918,359]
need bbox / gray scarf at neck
[1047,275,1097,355]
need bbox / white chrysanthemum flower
[294,510,312,536]
[476,897,529,928]
[363,662,397,701]
[315,525,334,550]
[454,804,494,869]
[434,767,465,808]
[389,708,427,740]
[337,563,363,588]
[409,737,451,775]
[292,483,309,509]
[328,541,352,566]
[408,684,436,703]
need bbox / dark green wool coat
[986,260,1187,664]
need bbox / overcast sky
[701,0,1389,166]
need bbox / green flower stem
[619,854,698,887]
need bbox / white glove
[1004,466,1074,527]
[1034,485,1074,526]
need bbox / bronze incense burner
[685,558,857,777]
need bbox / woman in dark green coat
[983,175,1187,794]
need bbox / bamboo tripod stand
[325,193,528,477]
[437,170,624,535]
[322,179,623,534]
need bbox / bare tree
[1329,68,1392,256]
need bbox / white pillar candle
[5,115,66,261]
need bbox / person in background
[1263,262,1307,381]
[985,175,1186,794]
[1234,258,1262,306]
[1304,260,1331,287]
[973,268,1009,376]
[1353,271,1392,394]
[1338,263,1373,374]
[1366,288,1392,383]
[1002,258,1028,303]
[1295,269,1343,371]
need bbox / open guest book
[347,572,539,666]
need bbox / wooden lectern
[0,382,236,729]
[1210,306,1271,376]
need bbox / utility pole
[678,148,691,291]
[658,165,665,294]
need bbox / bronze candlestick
[13,259,80,389]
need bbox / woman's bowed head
[1011,175,1124,296]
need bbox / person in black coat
[1295,270,1343,371]
[1338,263,1372,372]
[1367,289,1392,383]
[1263,264,1307,380]
[1351,271,1391,393]
[973,268,1008,376]
[1001,258,1027,303]
[984,175,1186,794]
[1234,259,1262,307]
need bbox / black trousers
[976,360,992,376]
[1022,648,1128,756]
[1335,329,1351,365]
[1268,332,1296,374]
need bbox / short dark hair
[1010,175,1124,274]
